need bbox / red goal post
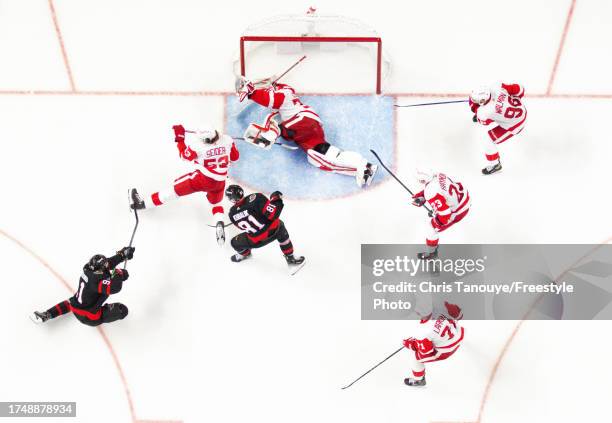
[235,13,391,95]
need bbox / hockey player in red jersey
[30,247,135,326]
[130,124,239,245]
[403,301,464,386]
[235,77,377,187]
[411,169,470,259]
[469,82,527,174]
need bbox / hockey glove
[113,268,129,280]
[118,246,135,260]
[472,114,478,123]
[412,196,426,207]
[403,338,417,351]
[173,125,186,142]
[270,191,283,201]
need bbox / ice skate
[129,188,145,210]
[29,311,51,324]
[482,161,502,175]
[363,163,378,187]
[216,221,225,246]
[404,376,426,387]
[231,251,252,263]
[417,247,438,260]
[285,254,306,275]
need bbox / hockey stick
[233,137,299,151]
[123,191,140,269]
[206,222,232,228]
[341,346,404,390]
[394,99,468,108]
[271,55,307,85]
[230,55,308,119]
[369,150,433,215]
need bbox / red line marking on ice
[47,0,76,91]
[0,228,182,423]
[0,90,611,99]
[547,0,577,95]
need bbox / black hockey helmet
[225,184,244,203]
[86,254,109,272]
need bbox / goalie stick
[233,136,299,150]
[369,150,433,215]
[230,55,308,119]
[341,346,404,390]
[183,130,299,151]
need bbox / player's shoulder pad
[247,193,258,203]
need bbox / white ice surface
[1,1,611,423]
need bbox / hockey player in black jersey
[225,184,305,274]
[30,246,135,326]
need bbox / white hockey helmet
[235,76,254,102]
[195,124,219,144]
[415,167,435,185]
[470,86,492,106]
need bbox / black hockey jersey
[229,193,284,240]
[69,253,128,313]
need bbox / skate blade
[481,166,503,176]
[289,261,306,276]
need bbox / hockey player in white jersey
[411,169,470,259]
[470,82,527,174]
[130,124,240,245]
[235,77,377,187]
[403,301,464,386]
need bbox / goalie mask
[470,86,492,106]
[225,184,244,204]
[235,76,254,102]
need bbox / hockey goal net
[234,11,391,94]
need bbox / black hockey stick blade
[369,150,433,215]
[341,346,404,390]
[394,99,468,108]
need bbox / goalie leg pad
[307,146,368,185]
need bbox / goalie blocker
[237,77,378,187]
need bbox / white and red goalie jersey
[470,83,526,130]
[248,83,321,127]
[419,173,470,227]
[176,130,239,182]
[404,302,464,362]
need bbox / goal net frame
[239,36,383,94]
[235,13,390,95]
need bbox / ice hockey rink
[1,0,612,422]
